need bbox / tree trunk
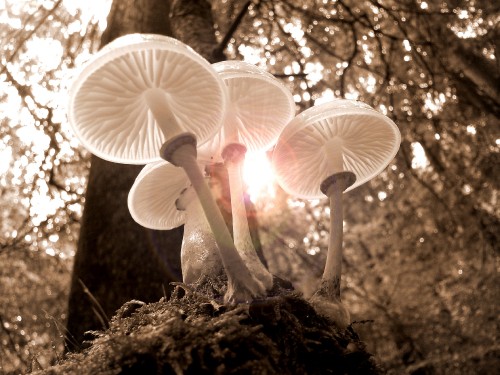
[65,0,184,351]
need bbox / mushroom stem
[161,134,266,304]
[310,171,355,328]
[324,182,344,299]
[175,185,224,284]
[144,89,183,138]
[222,143,274,291]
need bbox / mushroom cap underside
[273,100,401,199]
[68,33,226,164]
[198,61,295,163]
[128,160,188,230]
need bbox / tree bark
[65,0,183,351]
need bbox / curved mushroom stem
[310,171,356,329]
[161,134,266,304]
[222,143,274,291]
[175,185,224,284]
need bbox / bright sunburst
[243,151,276,203]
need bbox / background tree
[0,0,498,373]
[65,0,185,352]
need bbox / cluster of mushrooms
[68,34,400,328]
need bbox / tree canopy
[0,0,498,373]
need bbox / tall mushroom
[68,34,264,303]
[200,61,295,291]
[272,99,401,327]
[127,161,223,284]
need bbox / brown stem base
[221,143,247,164]
[160,133,198,166]
[320,171,356,196]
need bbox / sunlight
[424,92,446,114]
[411,142,430,169]
[359,74,377,93]
[0,145,12,176]
[238,44,264,65]
[63,0,112,30]
[25,37,63,72]
[315,88,335,105]
[243,151,276,203]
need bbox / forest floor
[34,277,384,374]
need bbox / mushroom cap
[128,160,189,230]
[68,33,226,164]
[272,99,401,198]
[198,61,295,163]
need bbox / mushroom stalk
[146,92,265,303]
[310,171,355,328]
[323,182,344,299]
[222,143,274,291]
[176,185,224,284]
[145,89,184,137]
[161,135,266,303]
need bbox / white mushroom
[200,61,295,291]
[128,161,223,284]
[273,99,401,327]
[68,34,264,303]
[69,34,224,164]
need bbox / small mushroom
[200,61,295,291]
[128,161,223,284]
[69,34,264,303]
[272,99,400,327]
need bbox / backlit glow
[24,38,63,72]
[0,145,12,175]
[315,88,335,105]
[243,151,276,203]
[411,142,429,169]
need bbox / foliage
[0,0,498,373]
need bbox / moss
[37,279,384,374]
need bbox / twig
[213,0,253,57]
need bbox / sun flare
[242,151,276,203]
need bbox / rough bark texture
[65,0,183,352]
[170,0,227,63]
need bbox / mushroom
[272,99,401,327]
[127,161,224,284]
[68,33,224,164]
[68,34,264,303]
[200,61,295,291]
